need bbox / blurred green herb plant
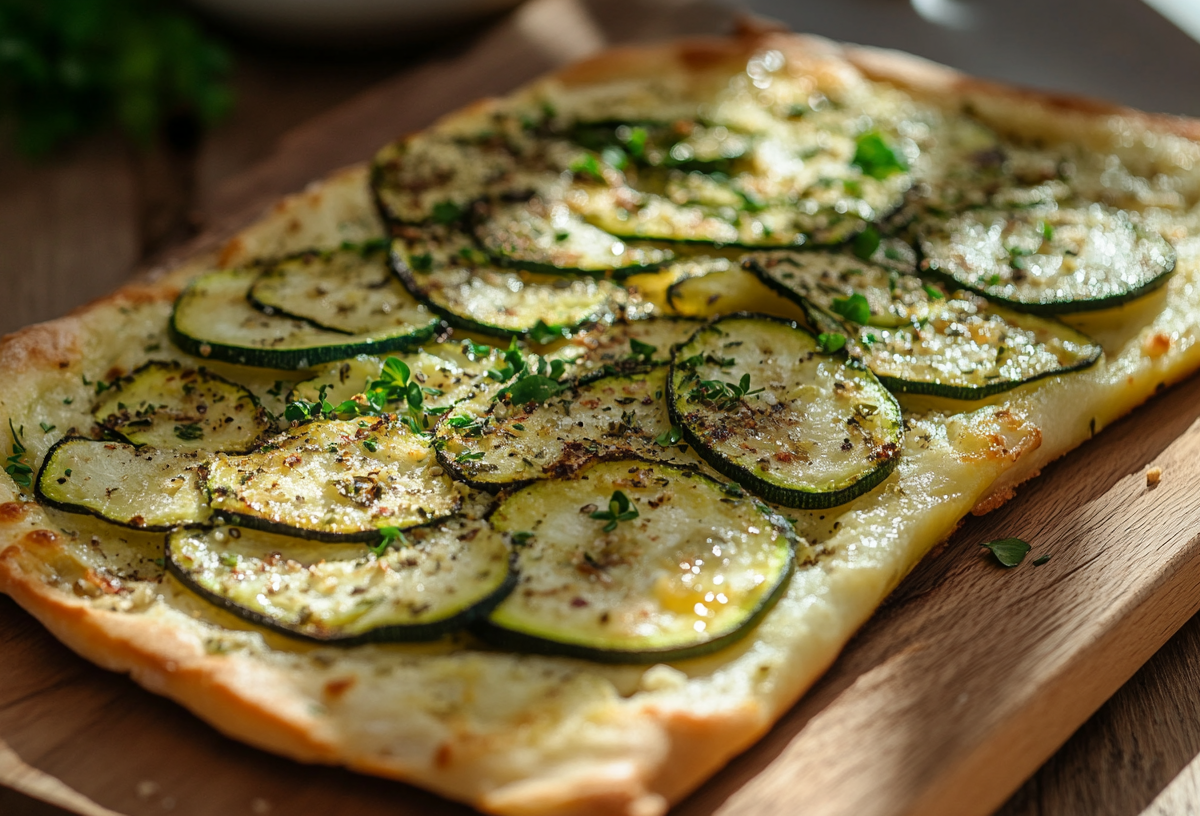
[0,0,234,156]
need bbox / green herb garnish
[655,425,683,447]
[431,201,463,224]
[687,372,764,412]
[589,490,639,533]
[629,338,658,362]
[371,526,408,557]
[831,293,871,325]
[852,226,881,261]
[173,423,204,441]
[502,375,565,406]
[981,537,1031,567]
[820,331,849,352]
[1032,554,1051,566]
[851,131,908,180]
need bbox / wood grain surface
[5,1,1200,814]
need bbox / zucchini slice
[207,417,460,541]
[435,366,695,488]
[570,126,912,247]
[474,200,674,276]
[372,129,540,226]
[748,250,1103,399]
[482,458,796,663]
[917,204,1176,313]
[36,438,209,531]
[170,268,440,370]
[93,361,270,453]
[666,265,805,320]
[166,515,514,644]
[288,341,506,412]
[248,243,440,338]
[391,228,632,338]
[668,315,902,508]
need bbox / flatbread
[3,30,1200,816]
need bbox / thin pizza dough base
[2,32,1200,816]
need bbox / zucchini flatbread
[4,30,1200,816]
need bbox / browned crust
[0,544,339,762]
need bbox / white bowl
[187,0,524,42]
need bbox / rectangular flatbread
[2,30,1199,816]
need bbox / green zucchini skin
[479,457,797,663]
[207,417,460,542]
[916,204,1176,314]
[166,517,516,645]
[93,360,271,454]
[35,437,211,531]
[170,267,444,371]
[745,250,1104,400]
[667,314,903,509]
[390,228,632,340]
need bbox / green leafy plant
[0,0,234,156]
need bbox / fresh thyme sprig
[4,419,32,488]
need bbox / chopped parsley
[431,201,464,224]
[371,526,408,557]
[981,537,1031,567]
[655,425,683,447]
[831,293,871,325]
[852,131,908,180]
[173,423,204,441]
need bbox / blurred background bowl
[185,0,525,44]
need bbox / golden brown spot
[0,502,29,523]
[1,545,21,560]
[1143,332,1171,358]
[23,529,59,548]
[323,677,357,700]
[82,568,123,595]
[434,743,453,769]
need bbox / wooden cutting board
[5,1,1200,814]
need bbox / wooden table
[4,1,1200,813]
